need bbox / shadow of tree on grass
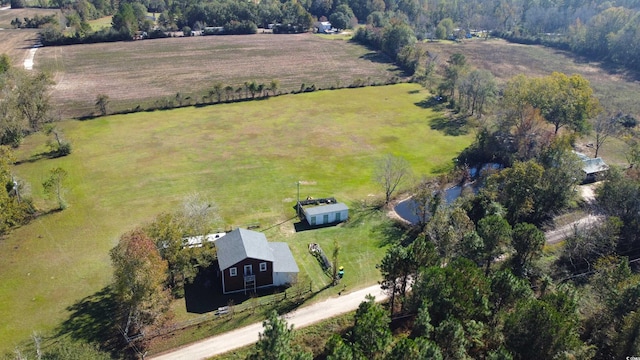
[55,286,123,355]
[430,115,470,136]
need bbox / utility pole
[11,176,20,204]
[297,181,300,216]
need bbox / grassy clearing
[1,83,473,353]
[35,33,405,118]
[87,16,112,31]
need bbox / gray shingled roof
[215,228,275,270]
[304,202,349,217]
[269,242,300,274]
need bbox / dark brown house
[215,228,299,294]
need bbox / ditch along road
[152,184,601,360]
[150,284,388,360]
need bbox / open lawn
[33,33,405,118]
[87,15,112,31]
[0,83,473,354]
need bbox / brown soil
[0,29,39,66]
[34,33,404,118]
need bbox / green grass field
[0,83,473,353]
[87,16,113,31]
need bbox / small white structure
[270,242,300,286]
[298,197,349,226]
[575,151,609,183]
[183,232,226,248]
[317,21,332,33]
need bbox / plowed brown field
[0,29,39,65]
[34,33,404,118]
[0,8,61,66]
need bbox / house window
[310,216,316,225]
[335,212,341,221]
[229,267,237,277]
[323,214,329,223]
[260,262,267,272]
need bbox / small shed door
[335,212,341,221]
[323,214,329,223]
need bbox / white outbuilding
[298,197,349,226]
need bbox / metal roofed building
[297,197,349,226]
[215,228,299,294]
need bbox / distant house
[298,197,349,226]
[215,228,299,294]
[575,151,609,183]
[317,21,332,33]
[203,26,225,35]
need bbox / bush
[57,141,72,156]
[10,0,24,8]
[225,20,257,35]
[40,27,132,46]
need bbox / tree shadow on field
[414,97,447,111]
[21,38,40,49]
[14,150,67,165]
[56,286,121,355]
[359,51,406,74]
[341,201,382,229]
[372,219,413,247]
[430,115,470,136]
[360,51,393,64]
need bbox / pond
[394,163,501,225]
[394,184,478,225]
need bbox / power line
[556,256,640,283]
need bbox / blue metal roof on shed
[304,202,349,216]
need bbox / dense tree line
[42,0,315,44]
[312,92,640,360]
[10,14,58,28]
[30,0,640,71]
